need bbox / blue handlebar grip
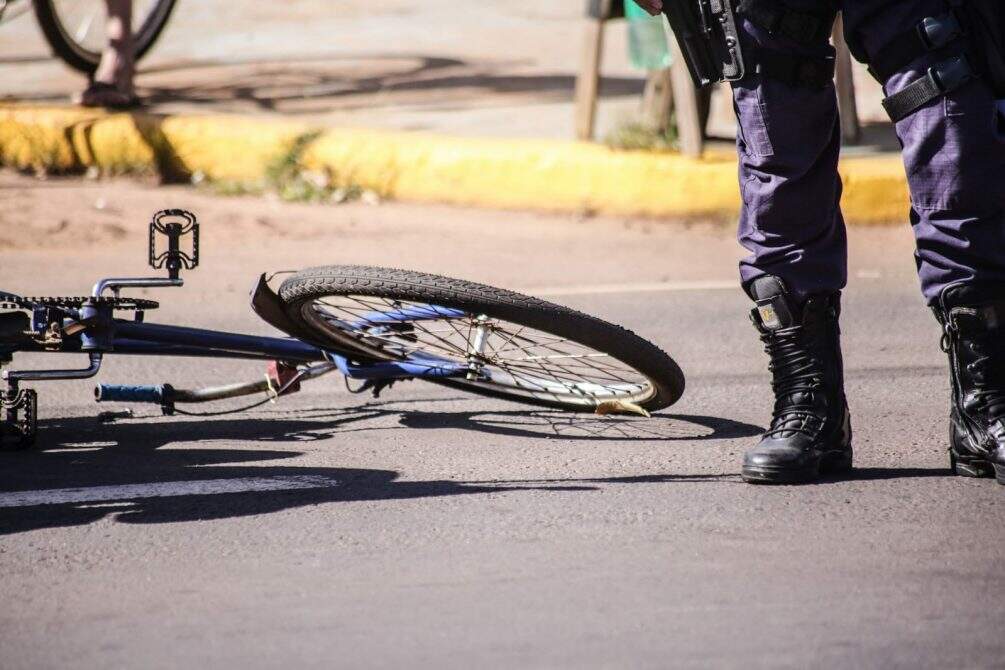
[94,384,171,404]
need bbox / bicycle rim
[298,294,660,409]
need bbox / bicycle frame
[108,320,327,363]
[4,301,471,378]
[0,210,472,447]
[105,315,470,380]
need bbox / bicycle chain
[0,295,159,311]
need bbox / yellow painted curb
[0,104,908,224]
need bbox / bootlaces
[762,327,824,438]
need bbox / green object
[625,1,672,70]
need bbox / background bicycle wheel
[33,0,176,74]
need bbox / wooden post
[641,67,674,131]
[832,13,861,144]
[573,0,612,140]
[668,33,704,157]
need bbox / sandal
[74,82,142,110]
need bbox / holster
[848,0,1005,122]
[956,0,1005,98]
[662,0,746,88]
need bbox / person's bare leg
[77,0,136,107]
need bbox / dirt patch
[0,170,339,253]
[0,169,760,293]
[0,170,916,295]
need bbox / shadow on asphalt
[0,403,946,534]
[8,52,645,112]
[815,467,951,483]
[0,410,595,534]
[0,401,757,534]
[460,467,950,489]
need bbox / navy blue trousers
[733,0,1005,304]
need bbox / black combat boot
[741,276,853,484]
[935,284,1005,485]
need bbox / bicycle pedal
[1,388,37,451]
[149,209,199,279]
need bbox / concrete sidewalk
[0,104,908,223]
[0,0,897,142]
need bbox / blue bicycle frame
[108,309,469,379]
[0,210,477,445]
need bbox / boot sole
[741,448,853,485]
[949,449,996,479]
[948,422,1000,480]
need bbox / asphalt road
[1,174,1002,668]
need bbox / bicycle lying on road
[1,0,175,75]
[0,210,685,448]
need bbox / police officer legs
[731,0,1005,483]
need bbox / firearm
[662,0,746,88]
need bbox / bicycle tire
[34,0,177,75]
[278,265,685,412]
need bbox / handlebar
[94,383,171,404]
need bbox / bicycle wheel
[34,0,177,75]
[278,266,685,412]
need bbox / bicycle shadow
[349,401,951,485]
[7,52,644,115]
[0,411,591,535]
[137,53,640,113]
[0,402,757,535]
[284,398,765,442]
[0,402,948,535]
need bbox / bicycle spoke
[313,298,473,360]
[479,326,639,388]
[73,12,97,43]
[302,294,655,404]
[477,333,636,396]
